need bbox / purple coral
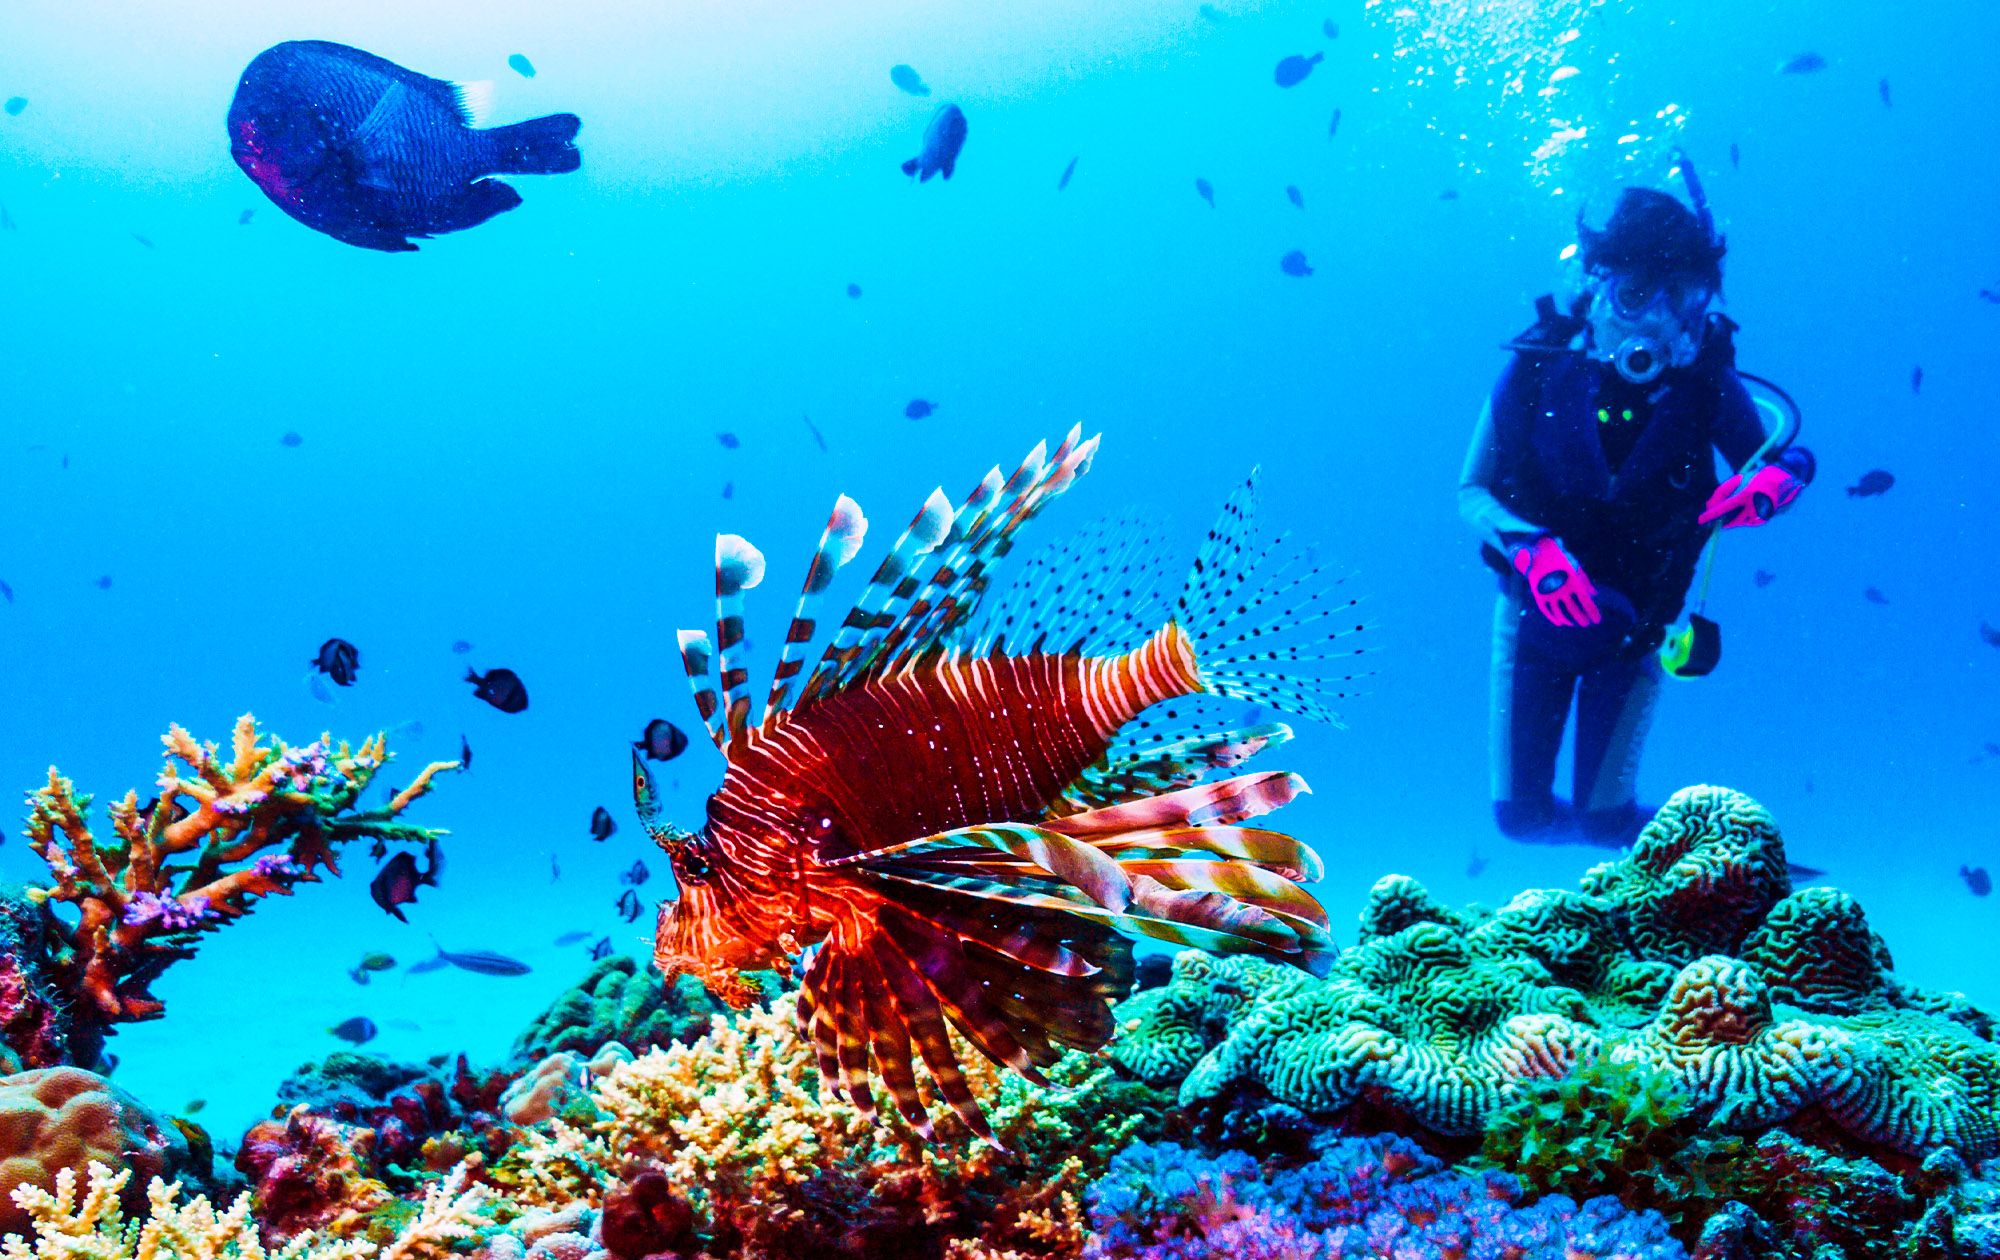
[1084,1135,1685,1259]
[274,741,335,791]
[121,892,215,931]
[253,854,300,879]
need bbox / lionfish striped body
[634,428,1369,1139]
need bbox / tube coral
[14,714,457,1068]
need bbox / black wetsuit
[1460,307,1779,844]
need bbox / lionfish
[632,428,1368,1140]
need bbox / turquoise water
[1,0,1996,1139]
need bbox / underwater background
[2,0,1998,1163]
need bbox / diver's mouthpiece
[1613,336,1666,384]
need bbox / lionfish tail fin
[1174,469,1372,727]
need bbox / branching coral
[13,715,457,1067]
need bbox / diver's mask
[1586,269,1713,384]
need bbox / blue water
[2,0,1996,1137]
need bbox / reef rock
[0,1067,203,1236]
[512,955,787,1064]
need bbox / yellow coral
[377,1166,490,1260]
[1,1162,371,1260]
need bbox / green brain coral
[1118,784,2000,1160]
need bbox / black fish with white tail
[902,103,967,182]
[467,666,529,712]
[228,41,581,252]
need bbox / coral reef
[236,1105,393,1243]
[510,955,786,1066]
[273,1053,522,1183]
[0,1067,210,1238]
[11,715,457,1069]
[1,1161,372,1260]
[1135,786,2000,1164]
[1082,1135,1685,1259]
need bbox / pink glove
[1513,537,1601,627]
[1700,464,1804,529]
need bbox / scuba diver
[1459,155,1815,846]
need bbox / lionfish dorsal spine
[764,495,870,718]
[714,534,767,747]
[675,629,727,750]
[859,465,1007,675]
[798,487,954,706]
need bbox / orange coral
[18,714,456,1059]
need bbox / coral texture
[1,1161,372,1260]
[0,1067,202,1238]
[1138,785,2000,1159]
[1082,1136,1685,1259]
[14,716,456,1068]
[235,1105,393,1243]
[510,955,784,1065]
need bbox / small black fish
[803,414,829,452]
[279,430,302,446]
[1978,622,2000,648]
[1754,569,1777,588]
[554,930,592,946]
[228,41,582,252]
[590,805,616,842]
[1863,586,1889,605]
[1274,52,1324,87]
[718,432,741,449]
[1285,185,1304,209]
[551,852,561,882]
[1846,469,1895,497]
[459,733,472,770]
[1729,142,1740,170]
[615,889,643,923]
[905,398,937,420]
[621,859,650,887]
[588,936,613,959]
[1911,366,1923,394]
[845,282,862,298]
[369,837,442,922]
[1327,108,1341,139]
[466,666,529,712]
[636,717,690,762]
[428,937,532,976]
[312,637,360,687]
[1279,250,1313,278]
[1194,177,1215,208]
[330,1016,378,1044]
[368,837,388,860]
[1779,52,1827,75]
[1134,954,1173,991]
[889,64,930,97]
[1879,77,1892,107]
[451,639,473,654]
[902,102,967,182]
[131,233,155,249]
[95,575,111,590]
[238,208,255,225]
[1962,866,1992,897]
[1057,155,1078,191]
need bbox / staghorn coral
[576,990,1169,1259]
[375,1164,492,1260]
[14,715,456,1069]
[1082,1136,1685,1259]
[1,1160,371,1260]
[509,956,785,1066]
[1140,785,2000,1162]
[0,1067,209,1239]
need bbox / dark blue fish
[1285,185,1304,209]
[1981,623,2000,649]
[131,233,155,249]
[1134,954,1173,991]
[722,481,734,500]
[1328,108,1341,138]
[1274,52,1324,87]
[1279,249,1313,277]
[466,666,528,712]
[905,398,937,420]
[238,208,255,225]
[1864,587,1889,605]
[1057,155,1078,191]
[1323,19,1339,38]
[636,718,689,762]
[889,64,930,97]
[1911,366,1922,394]
[590,806,616,842]
[1754,569,1776,588]
[428,937,532,976]
[550,852,561,882]
[1846,469,1894,497]
[615,889,643,923]
[329,1016,377,1044]
[802,414,829,451]
[0,579,12,604]
[459,733,472,770]
[1962,866,1992,897]
[1194,177,1215,208]
[3,97,25,116]
[588,937,613,960]
[845,282,862,298]
[1729,142,1740,169]
[508,54,536,79]
[95,575,111,590]
[369,837,442,922]
[902,103,966,182]
[312,637,360,687]
[1439,188,1459,201]
[621,859,650,887]
[451,639,473,653]
[554,930,592,946]
[1779,52,1827,75]
[228,41,581,252]
[1879,77,1891,107]
[718,432,741,449]
[279,430,302,446]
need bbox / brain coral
[511,955,786,1064]
[1131,785,2000,1159]
[0,1067,198,1237]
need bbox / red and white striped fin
[675,629,727,750]
[714,534,767,746]
[764,495,869,719]
[1052,718,1295,814]
[863,464,1008,670]
[798,487,954,705]
[1047,770,1311,836]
